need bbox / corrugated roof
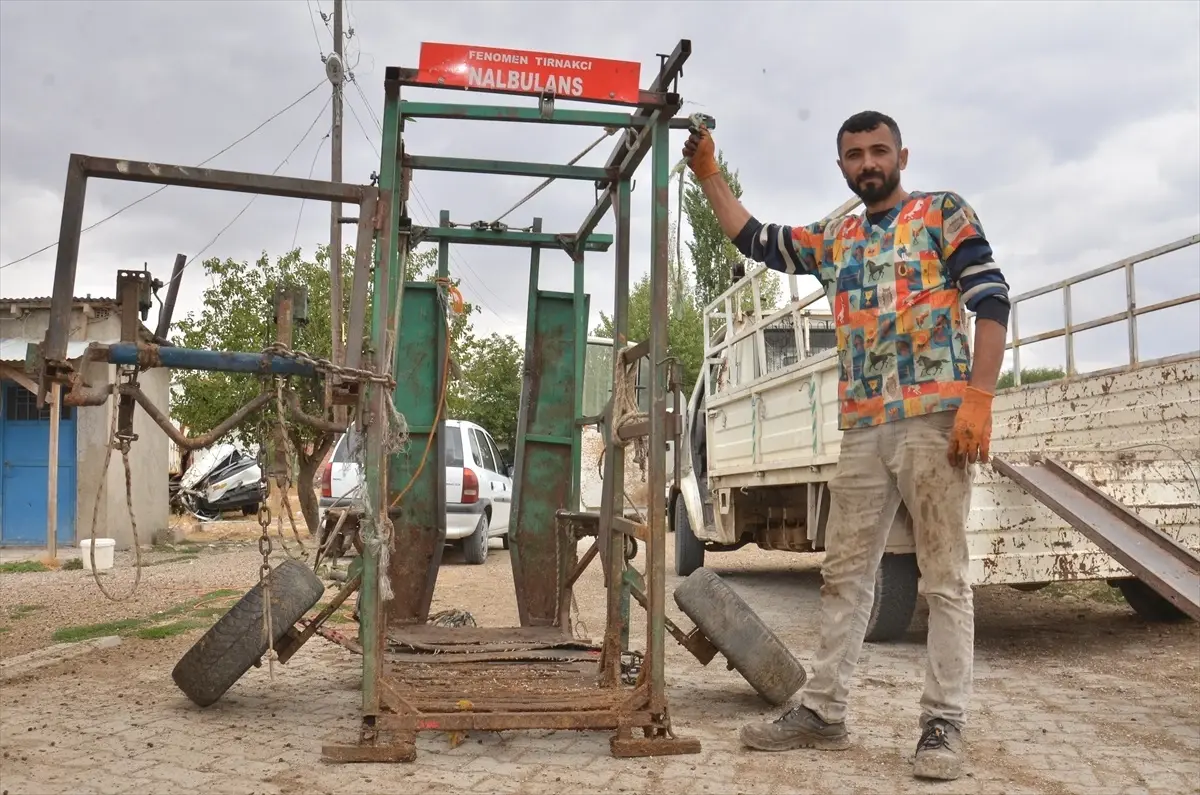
[0,338,114,364]
[0,296,119,306]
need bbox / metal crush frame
[29,39,711,762]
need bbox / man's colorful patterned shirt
[736,191,1010,430]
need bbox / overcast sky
[1,0,1197,375]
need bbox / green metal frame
[349,40,707,760]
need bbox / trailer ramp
[992,457,1200,621]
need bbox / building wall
[1,303,169,550]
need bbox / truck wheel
[674,500,705,577]
[1116,578,1190,622]
[171,559,326,707]
[462,514,490,565]
[673,567,807,706]
[864,552,920,643]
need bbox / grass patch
[52,618,146,643]
[0,561,49,574]
[7,604,45,620]
[0,626,10,634]
[50,587,252,644]
[135,619,208,640]
[62,558,83,571]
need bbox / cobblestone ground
[1,544,1197,795]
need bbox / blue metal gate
[0,381,76,546]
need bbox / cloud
[1,0,1197,381]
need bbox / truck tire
[864,552,919,643]
[171,559,326,707]
[674,500,705,577]
[1116,578,1190,623]
[462,514,490,565]
[673,567,807,706]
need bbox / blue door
[0,381,76,546]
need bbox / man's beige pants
[798,410,975,730]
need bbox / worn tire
[1116,578,1191,623]
[673,567,807,706]
[171,559,326,707]
[864,553,920,643]
[674,500,705,577]
[462,514,490,565]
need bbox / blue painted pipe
[104,342,316,377]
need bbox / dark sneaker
[738,705,851,752]
[913,719,964,780]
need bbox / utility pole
[328,0,345,365]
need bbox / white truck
[671,220,1200,640]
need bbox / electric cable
[1,79,329,271]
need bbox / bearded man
[683,110,1011,781]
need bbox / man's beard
[846,167,900,204]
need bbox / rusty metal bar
[645,112,671,712]
[1126,260,1139,365]
[574,40,692,249]
[377,710,653,732]
[72,154,371,203]
[344,191,380,370]
[154,253,187,340]
[122,385,272,451]
[276,574,362,664]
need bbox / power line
[0,79,328,271]
[292,125,333,250]
[305,0,326,55]
[341,73,511,320]
[163,95,333,294]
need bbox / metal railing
[1005,233,1200,386]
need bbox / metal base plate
[321,736,416,763]
[610,734,702,757]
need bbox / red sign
[416,42,642,104]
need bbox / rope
[85,389,144,602]
[611,345,649,475]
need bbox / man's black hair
[837,111,902,155]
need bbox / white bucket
[79,538,116,572]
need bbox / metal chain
[257,501,277,681]
[270,378,309,562]
[261,341,396,388]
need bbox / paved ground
[1,533,1198,795]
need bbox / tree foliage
[996,366,1066,390]
[592,271,705,397]
[682,151,782,312]
[453,332,524,454]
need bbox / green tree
[591,270,705,397]
[682,152,782,312]
[996,366,1066,390]
[453,332,524,455]
[170,244,478,534]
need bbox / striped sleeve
[732,217,826,276]
[928,192,1011,318]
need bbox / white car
[318,419,513,564]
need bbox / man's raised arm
[684,127,826,277]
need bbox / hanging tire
[171,559,326,707]
[674,499,705,577]
[673,567,806,706]
[462,513,490,565]
[1116,578,1191,623]
[864,552,920,643]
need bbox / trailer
[672,220,1200,640]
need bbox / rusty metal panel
[993,457,1200,619]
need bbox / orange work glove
[682,125,719,181]
[947,386,993,467]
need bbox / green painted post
[646,114,672,711]
[360,71,405,716]
[571,251,587,512]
